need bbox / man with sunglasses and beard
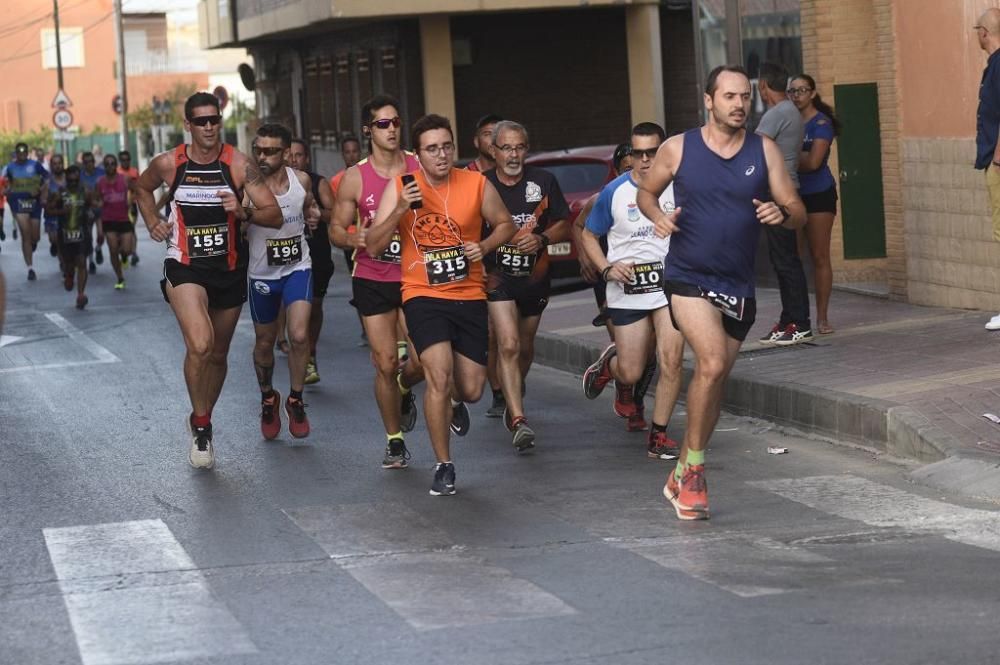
[367,113,516,496]
[637,66,805,520]
[247,124,321,441]
[330,94,425,471]
[481,120,570,453]
[136,92,283,470]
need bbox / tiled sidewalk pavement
[534,283,1000,499]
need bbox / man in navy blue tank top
[637,65,806,520]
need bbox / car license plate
[547,242,571,256]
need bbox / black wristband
[534,232,550,248]
[778,204,791,223]
[601,265,613,282]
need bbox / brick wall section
[903,138,1000,310]
[874,0,907,300]
[450,8,631,151]
[800,0,896,289]
[661,8,700,137]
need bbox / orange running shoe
[663,465,709,520]
[285,396,310,439]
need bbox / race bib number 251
[497,244,535,277]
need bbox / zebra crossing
[33,473,1000,663]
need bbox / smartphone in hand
[401,173,422,210]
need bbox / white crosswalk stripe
[43,519,257,665]
[748,475,1000,553]
[284,503,576,631]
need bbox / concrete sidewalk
[533,283,1000,501]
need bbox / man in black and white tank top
[246,123,320,443]
[637,66,806,522]
[135,92,283,471]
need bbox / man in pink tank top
[330,94,425,470]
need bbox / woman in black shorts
[790,73,842,335]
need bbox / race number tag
[186,225,229,259]
[266,235,302,266]
[497,244,535,277]
[624,261,663,295]
[63,228,83,243]
[424,245,469,285]
[375,232,402,264]
[700,287,746,321]
[17,198,35,213]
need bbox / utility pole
[52,0,67,157]
[112,0,129,153]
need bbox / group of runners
[116,63,804,520]
[1,143,143,308]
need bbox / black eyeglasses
[370,116,401,130]
[190,115,222,127]
[630,147,658,161]
[252,146,284,157]
[786,87,814,97]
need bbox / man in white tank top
[247,124,320,441]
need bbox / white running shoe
[986,313,1000,331]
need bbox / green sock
[686,449,705,467]
[387,431,402,442]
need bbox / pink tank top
[97,174,130,222]
[352,153,420,282]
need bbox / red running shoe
[260,391,281,440]
[613,381,637,418]
[63,272,74,291]
[583,343,616,399]
[626,406,648,432]
[663,465,709,520]
[285,396,310,439]
[647,430,680,459]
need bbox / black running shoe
[400,388,418,433]
[450,401,470,437]
[429,462,456,496]
[382,437,411,469]
[130,254,139,266]
[95,247,104,264]
[88,260,96,274]
[485,390,506,418]
[27,269,36,281]
[49,243,58,257]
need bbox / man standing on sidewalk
[755,62,812,346]
[975,9,1000,331]
[638,65,805,520]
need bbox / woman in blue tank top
[789,73,842,335]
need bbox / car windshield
[532,162,608,194]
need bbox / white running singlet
[247,167,312,279]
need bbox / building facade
[199,0,998,311]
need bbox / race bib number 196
[424,245,469,285]
[624,261,663,295]
[266,235,302,266]
[187,225,229,259]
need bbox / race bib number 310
[266,235,302,266]
[624,261,663,295]
[186,225,229,259]
[375,232,402,264]
[424,245,469,285]
[497,244,535,277]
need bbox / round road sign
[53,108,73,130]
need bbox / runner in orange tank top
[367,114,516,497]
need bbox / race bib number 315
[497,244,535,277]
[187,225,229,259]
[425,245,469,285]
[624,261,663,295]
[266,235,302,266]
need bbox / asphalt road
[3,236,1000,665]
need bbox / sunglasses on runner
[252,146,284,157]
[630,147,658,160]
[190,115,222,127]
[369,117,401,130]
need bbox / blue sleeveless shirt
[665,128,769,298]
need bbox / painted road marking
[43,519,256,665]
[749,475,1000,553]
[0,313,119,374]
[0,334,23,347]
[285,503,576,631]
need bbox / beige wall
[898,0,993,138]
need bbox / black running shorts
[800,186,838,215]
[403,297,489,365]
[160,259,247,310]
[663,280,756,342]
[312,265,335,298]
[486,274,551,318]
[351,277,402,317]
[103,220,134,235]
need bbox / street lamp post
[112,0,129,153]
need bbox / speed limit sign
[53,108,73,130]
